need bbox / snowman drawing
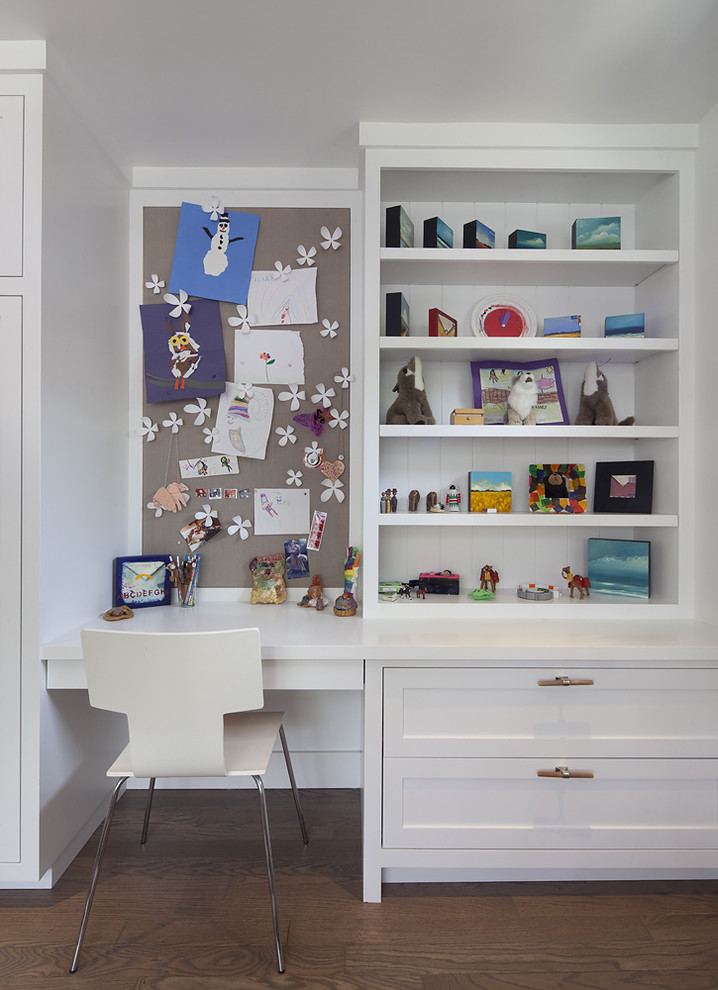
[202,212,244,277]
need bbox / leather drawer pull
[537,766,594,779]
[538,676,595,687]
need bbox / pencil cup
[170,554,200,607]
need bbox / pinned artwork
[247,268,318,326]
[254,487,310,536]
[294,407,326,436]
[179,454,239,479]
[168,202,260,305]
[471,360,568,425]
[233,328,305,384]
[285,539,310,579]
[307,510,327,550]
[141,298,226,403]
[211,383,274,460]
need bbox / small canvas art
[508,229,546,249]
[247,268,318,326]
[468,471,512,512]
[386,205,415,248]
[386,292,410,337]
[463,219,495,249]
[141,298,226,403]
[593,460,654,513]
[604,313,645,338]
[543,315,581,338]
[423,216,453,249]
[587,538,650,598]
[529,463,586,513]
[211,383,274,460]
[572,216,621,250]
[428,308,457,337]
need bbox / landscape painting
[468,471,512,513]
[587,538,650,599]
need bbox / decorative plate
[471,294,538,338]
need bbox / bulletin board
[139,204,352,590]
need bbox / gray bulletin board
[140,205,351,590]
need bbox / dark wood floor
[1,788,718,989]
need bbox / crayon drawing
[211,383,274,460]
[247,268,318,325]
[234,329,305,384]
[254,488,310,535]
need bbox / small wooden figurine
[561,565,591,600]
[480,564,500,593]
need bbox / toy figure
[561,565,591,600]
[505,370,538,425]
[574,362,635,426]
[398,583,412,600]
[297,574,328,610]
[445,485,461,511]
[334,546,360,616]
[249,554,287,604]
[386,355,436,425]
[480,564,500,593]
[408,489,420,512]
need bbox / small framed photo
[113,555,171,609]
[529,464,586,513]
[594,460,654,514]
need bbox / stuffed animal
[506,370,538,425]
[386,355,436,425]
[575,362,635,426]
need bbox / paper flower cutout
[147,499,164,518]
[328,408,349,429]
[137,416,159,442]
[195,503,218,528]
[145,274,165,294]
[277,384,306,411]
[334,367,354,388]
[235,382,255,400]
[203,426,221,445]
[296,244,317,267]
[184,397,211,425]
[320,226,342,250]
[275,424,297,446]
[227,515,252,539]
[228,304,251,334]
[202,195,223,221]
[273,260,291,281]
[164,289,191,318]
[321,319,339,339]
[162,412,183,433]
[305,440,323,456]
[311,383,336,408]
[320,477,345,502]
[286,469,303,486]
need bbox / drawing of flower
[228,515,252,539]
[202,426,220,445]
[296,244,316,267]
[137,416,158,442]
[228,304,251,334]
[260,352,275,381]
[311,383,336,408]
[320,477,345,503]
[278,384,305,411]
[184,397,211,425]
[145,274,164,294]
[334,367,353,388]
[195,503,218,528]
[163,289,191,318]
[320,225,342,250]
[328,408,349,429]
[275,425,297,446]
[286,469,303,486]
[273,260,291,280]
[321,319,339,339]
[202,195,223,221]
[162,412,183,433]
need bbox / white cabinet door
[0,97,24,276]
[0,296,22,862]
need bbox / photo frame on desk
[594,460,654,514]
[113,555,172,609]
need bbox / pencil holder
[170,554,200,606]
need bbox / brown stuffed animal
[574,362,635,426]
[386,355,436,425]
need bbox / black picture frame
[593,460,654,514]
[113,555,172,608]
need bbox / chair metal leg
[278,724,309,845]
[252,774,284,973]
[140,777,156,844]
[70,776,129,973]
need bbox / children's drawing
[254,487,310,535]
[179,454,239,479]
[141,298,225,403]
[169,202,260,305]
[247,268,318,326]
[294,407,326,436]
[212,383,274,460]
[234,328,305,384]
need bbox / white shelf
[380,425,678,439]
[377,512,677,528]
[380,336,678,365]
[380,248,678,287]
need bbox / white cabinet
[362,143,694,618]
[0,96,25,276]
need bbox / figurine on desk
[297,574,328,611]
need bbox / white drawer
[383,667,718,759]
[0,96,25,276]
[383,757,718,850]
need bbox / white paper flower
[228,304,251,334]
[286,469,303,486]
[333,367,354,389]
[162,412,183,433]
[184,397,211,425]
[275,424,297,446]
[136,416,159,442]
[203,426,221,445]
[202,195,223,221]
[277,384,306,411]
[235,382,255,400]
[147,499,164,518]
[163,289,191,318]
[145,274,164,294]
[311,383,336,408]
[320,225,342,250]
[328,408,349,429]
[195,503,218,528]
[320,477,345,502]
[321,319,339,339]
[273,260,291,281]
[305,440,322,456]
[296,244,316,267]
[227,515,252,539]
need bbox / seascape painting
[587,538,650,599]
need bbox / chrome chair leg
[252,774,284,973]
[140,777,156,844]
[278,724,309,845]
[70,776,129,973]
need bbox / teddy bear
[386,355,436,425]
[505,370,538,425]
[574,362,635,426]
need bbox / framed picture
[468,471,512,512]
[529,464,586,513]
[594,460,654,514]
[428,308,457,337]
[113,555,171,609]
[587,538,650,599]
[471,359,568,425]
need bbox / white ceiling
[5,0,718,176]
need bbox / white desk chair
[70,626,308,974]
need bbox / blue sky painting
[587,538,650,599]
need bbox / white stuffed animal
[505,370,538,425]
